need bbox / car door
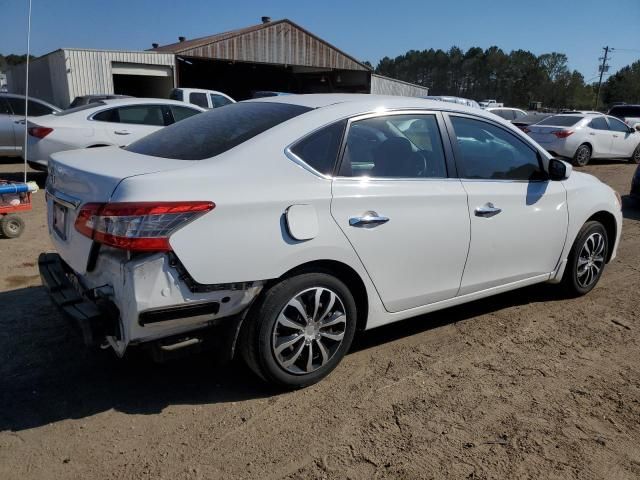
[607,116,637,157]
[93,105,167,145]
[586,116,614,157]
[445,113,568,295]
[0,97,17,155]
[330,111,471,313]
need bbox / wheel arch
[586,210,617,262]
[276,259,369,332]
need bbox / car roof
[0,92,61,110]
[97,97,206,109]
[247,93,481,115]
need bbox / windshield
[537,115,583,127]
[125,102,311,160]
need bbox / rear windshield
[537,115,583,127]
[126,102,311,160]
[55,102,106,116]
[608,106,640,117]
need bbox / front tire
[241,272,357,388]
[630,145,640,164]
[561,221,608,296]
[0,215,25,239]
[573,144,592,167]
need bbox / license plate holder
[53,202,68,240]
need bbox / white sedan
[39,94,622,388]
[26,98,205,170]
[526,113,640,166]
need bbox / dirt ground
[0,158,639,480]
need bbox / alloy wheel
[272,287,347,375]
[576,146,590,166]
[576,232,605,288]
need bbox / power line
[594,46,610,110]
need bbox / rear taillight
[28,126,53,138]
[74,201,214,252]
[553,130,574,138]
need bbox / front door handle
[475,203,502,218]
[349,211,389,228]
[114,130,131,135]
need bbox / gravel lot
[0,158,639,480]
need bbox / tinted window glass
[338,114,447,178]
[450,116,543,181]
[609,106,640,118]
[92,108,119,123]
[6,98,55,116]
[210,94,233,108]
[537,115,583,127]
[0,98,11,115]
[492,109,513,120]
[169,89,183,102]
[513,110,527,119]
[608,117,631,132]
[117,105,165,126]
[589,117,609,130]
[170,105,201,123]
[126,102,311,160]
[291,121,346,175]
[189,92,208,108]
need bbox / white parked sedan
[26,98,205,170]
[526,113,640,166]
[39,95,622,388]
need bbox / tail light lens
[74,201,215,252]
[553,130,574,138]
[28,126,53,138]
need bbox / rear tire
[0,215,25,239]
[241,272,357,389]
[630,145,640,164]
[561,221,608,296]
[573,144,592,167]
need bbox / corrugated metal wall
[7,49,175,107]
[370,74,429,97]
[183,22,368,71]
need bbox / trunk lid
[47,146,192,274]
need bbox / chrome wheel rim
[577,147,590,165]
[272,287,347,375]
[577,232,605,288]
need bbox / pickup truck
[479,99,504,108]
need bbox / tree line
[374,47,640,110]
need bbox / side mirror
[548,158,570,181]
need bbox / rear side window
[170,105,201,123]
[290,121,346,176]
[609,106,640,118]
[169,89,183,101]
[589,117,609,130]
[189,92,208,108]
[126,102,311,160]
[210,94,233,108]
[492,109,513,121]
[537,115,583,127]
[6,98,55,116]
[450,116,543,181]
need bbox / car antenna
[22,0,33,183]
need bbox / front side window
[210,94,233,108]
[450,116,543,181]
[189,92,209,108]
[607,117,631,132]
[290,121,346,176]
[338,114,447,178]
[589,117,609,130]
[126,102,311,160]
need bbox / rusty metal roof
[150,19,372,72]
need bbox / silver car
[0,93,60,157]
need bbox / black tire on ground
[240,272,357,389]
[630,145,640,164]
[573,144,592,167]
[561,220,608,296]
[0,215,25,239]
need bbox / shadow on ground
[0,281,563,432]
[622,195,640,220]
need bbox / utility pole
[594,46,611,110]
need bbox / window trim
[443,112,549,183]
[89,104,170,126]
[332,109,456,181]
[605,115,632,133]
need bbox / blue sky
[2,0,639,81]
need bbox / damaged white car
[40,94,622,388]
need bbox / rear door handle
[349,211,389,228]
[114,130,131,135]
[475,203,502,218]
